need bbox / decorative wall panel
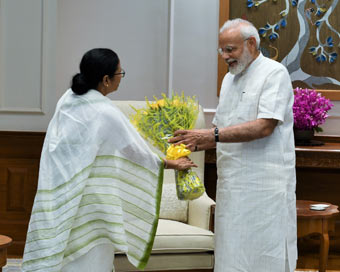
[0,0,57,131]
[228,0,340,90]
[0,0,44,113]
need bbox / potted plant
[293,87,333,143]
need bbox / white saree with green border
[22,89,164,272]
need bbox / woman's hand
[165,157,197,170]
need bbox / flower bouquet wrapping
[130,93,205,200]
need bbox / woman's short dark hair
[71,48,119,95]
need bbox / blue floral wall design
[245,0,340,88]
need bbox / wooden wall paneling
[283,140,340,270]
[296,168,340,270]
[318,89,340,101]
[0,132,45,256]
[0,160,39,255]
[7,167,28,212]
[204,150,218,201]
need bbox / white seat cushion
[114,219,214,271]
[152,219,214,254]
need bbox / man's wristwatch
[214,127,219,142]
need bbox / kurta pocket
[236,93,259,122]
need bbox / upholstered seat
[153,219,214,254]
[112,100,215,272]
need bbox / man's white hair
[220,18,260,49]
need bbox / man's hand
[168,118,278,150]
[168,128,216,152]
[166,157,198,170]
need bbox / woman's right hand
[165,157,197,170]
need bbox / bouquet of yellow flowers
[130,93,205,200]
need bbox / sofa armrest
[187,192,215,230]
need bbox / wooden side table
[297,200,339,272]
[0,235,12,272]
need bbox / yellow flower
[149,99,165,109]
[157,99,165,107]
[172,99,180,106]
[166,144,191,160]
[150,102,158,109]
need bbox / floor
[2,259,21,272]
[3,259,340,272]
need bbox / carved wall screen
[218,0,340,100]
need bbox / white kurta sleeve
[257,67,293,123]
[212,114,217,127]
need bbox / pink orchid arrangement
[293,87,333,132]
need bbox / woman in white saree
[22,48,195,272]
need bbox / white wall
[0,0,57,131]
[0,0,219,131]
[56,0,170,101]
[171,0,219,109]
[171,0,219,127]
[0,0,339,135]
[318,101,340,136]
[56,0,220,126]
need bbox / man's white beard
[228,47,253,75]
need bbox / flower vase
[293,129,314,146]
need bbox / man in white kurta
[169,18,297,272]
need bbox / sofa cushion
[159,183,188,222]
[152,219,214,254]
[114,252,214,271]
[114,219,214,270]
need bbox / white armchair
[112,100,215,272]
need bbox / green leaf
[314,126,323,133]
